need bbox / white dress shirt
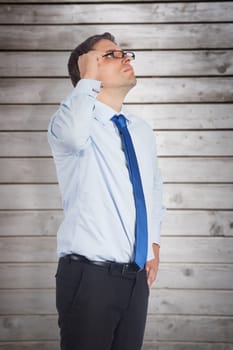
[48,79,165,262]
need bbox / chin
[129,77,137,88]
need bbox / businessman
[48,32,165,350]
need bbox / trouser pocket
[55,258,85,327]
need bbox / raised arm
[48,51,104,152]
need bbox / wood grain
[1,104,233,130]
[0,1,232,348]
[0,342,232,350]
[0,236,232,263]
[1,50,232,77]
[1,157,233,183]
[1,78,233,104]
[0,315,232,342]
[0,288,232,315]
[1,24,232,50]
[0,183,233,209]
[1,263,232,289]
[1,3,233,24]
[1,210,232,237]
[1,131,233,157]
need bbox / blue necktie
[111,114,148,269]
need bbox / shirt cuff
[71,79,102,99]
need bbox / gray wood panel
[1,289,232,315]
[1,210,233,238]
[1,78,233,104]
[1,157,233,183]
[0,183,233,209]
[148,289,233,316]
[0,236,232,263]
[144,315,233,342]
[1,51,233,77]
[0,342,232,350]
[0,1,232,348]
[0,0,219,2]
[1,3,233,23]
[1,263,232,290]
[1,131,233,157]
[1,104,233,130]
[1,24,233,50]
[0,210,63,236]
[0,343,58,350]
[0,315,232,342]
[143,343,233,350]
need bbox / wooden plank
[1,3,233,24]
[0,342,232,350]
[0,131,233,157]
[1,210,233,238]
[0,24,232,50]
[1,263,232,290]
[0,342,58,350]
[0,158,57,183]
[0,263,57,289]
[143,343,233,350]
[144,315,233,342]
[128,77,233,103]
[1,289,233,316]
[0,0,216,2]
[0,183,232,210]
[0,289,56,315]
[1,104,233,131]
[0,236,232,263]
[159,157,233,183]
[1,50,233,77]
[0,315,58,341]
[0,184,61,209]
[1,78,233,104]
[1,157,233,183]
[0,315,232,342]
[0,210,63,236]
[0,105,54,131]
[164,184,233,209]
[162,210,233,238]
[156,131,233,157]
[148,290,233,316]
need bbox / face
[93,39,137,90]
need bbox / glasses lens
[112,51,124,58]
[124,51,135,60]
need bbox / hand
[78,50,103,81]
[145,257,159,288]
[145,243,160,287]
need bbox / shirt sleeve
[151,135,166,247]
[47,79,101,152]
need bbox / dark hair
[68,32,116,87]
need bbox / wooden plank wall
[0,1,233,349]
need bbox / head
[68,32,136,92]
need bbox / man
[48,32,165,350]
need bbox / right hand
[78,51,103,81]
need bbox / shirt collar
[93,99,131,126]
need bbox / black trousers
[56,256,149,350]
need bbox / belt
[63,253,142,274]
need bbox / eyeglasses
[102,50,135,60]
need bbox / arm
[145,136,166,287]
[48,51,103,152]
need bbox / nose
[122,54,132,64]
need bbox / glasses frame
[102,50,135,60]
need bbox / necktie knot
[111,114,127,130]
